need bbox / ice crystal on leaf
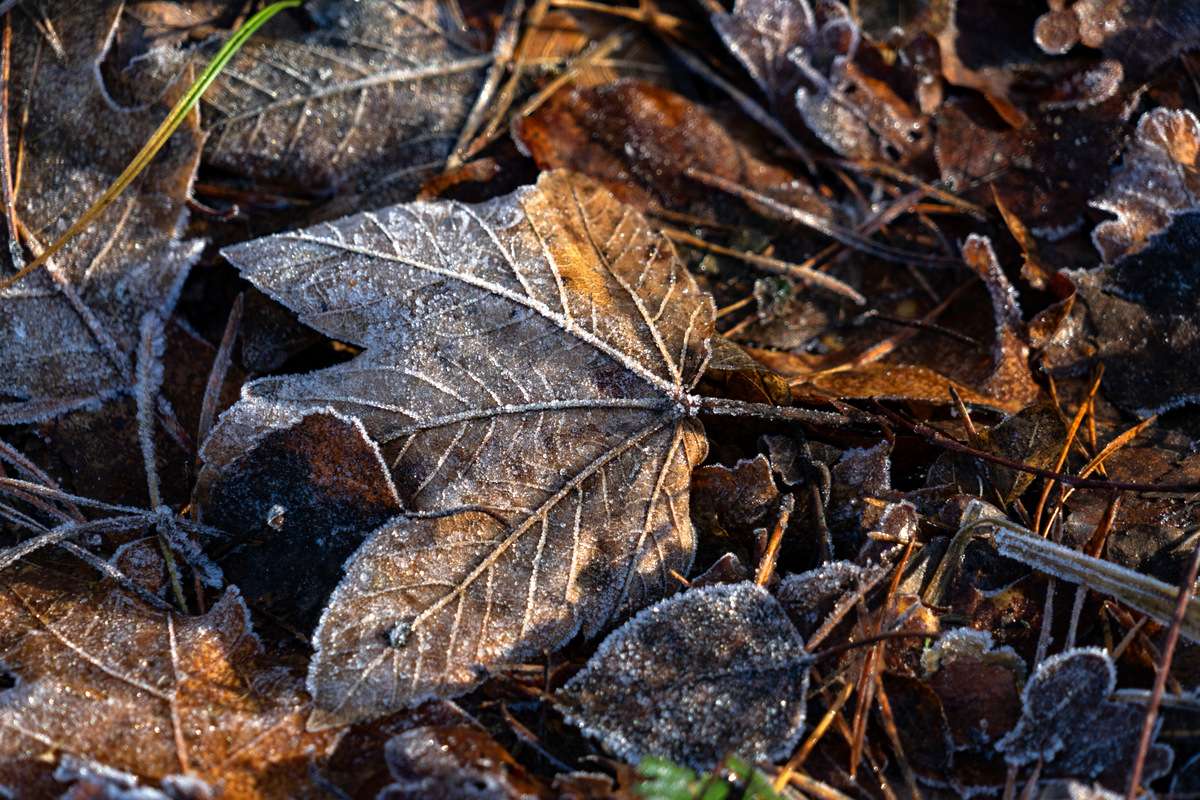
[201,170,715,728]
[559,582,809,771]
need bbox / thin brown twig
[687,168,962,268]
[874,672,923,800]
[1066,493,1121,648]
[662,226,867,305]
[466,26,628,159]
[755,493,794,586]
[849,537,914,777]
[548,0,690,34]
[1126,534,1200,799]
[774,677,855,790]
[1034,367,1103,535]
[0,13,17,251]
[446,0,525,170]
[867,403,1199,494]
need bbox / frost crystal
[560,582,809,770]
[202,171,715,727]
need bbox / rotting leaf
[996,647,1173,784]
[0,563,335,798]
[514,80,831,223]
[198,409,403,631]
[0,2,204,424]
[1044,210,1200,415]
[1090,108,1200,264]
[200,170,715,727]
[203,0,490,206]
[378,725,551,799]
[713,0,929,161]
[558,582,809,771]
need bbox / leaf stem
[691,395,850,426]
[0,0,300,291]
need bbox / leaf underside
[202,169,715,727]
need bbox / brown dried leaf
[559,582,809,770]
[921,629,1023,750]
[961,235,1039,409]
[0,2,203,424]
[200,171,713,727]
[1044,210,1200,414]
[691,454,781,533]
[698,337,791,407]
[1064,0,1200,83]
[793,363,1003,409]
[203,0,490,205]
[1091,108,1200,264]
[199,410,403,631]
[935,96,1126,234]
[713,0,928,161]
[514,79,830,223]
[0,564,334,798]
[777,560,887,639]
[379,725,551,799]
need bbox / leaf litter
[3,0,1200,796]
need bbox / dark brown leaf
[514,80,830,223]
[997,647,1173,785]
[1044,210,1200,414]
[379,725,551,799]
[203,0,490,205]
[1091,108,1200,264]
[0,2,203,424]
[199,410,403,631]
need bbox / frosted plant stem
[958,500,1200,642]
[135,312,187,611]
[691,395,850,426]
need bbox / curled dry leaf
[514,79,830,223]
[203,0,490,204]
[0,2,203,424]
[1091,108,1200,264]
[996,647,1173,784]
[559,582,809,771]
[1045,210,1200,414]
[201,170,713,727]
[960,235,1039,409]
[379,725,550,799]
[713,0,928,161]
[1037,0,1200,83]
[0,564,335,798]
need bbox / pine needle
[0,0,301,292]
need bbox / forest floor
[2,1,1200,798]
